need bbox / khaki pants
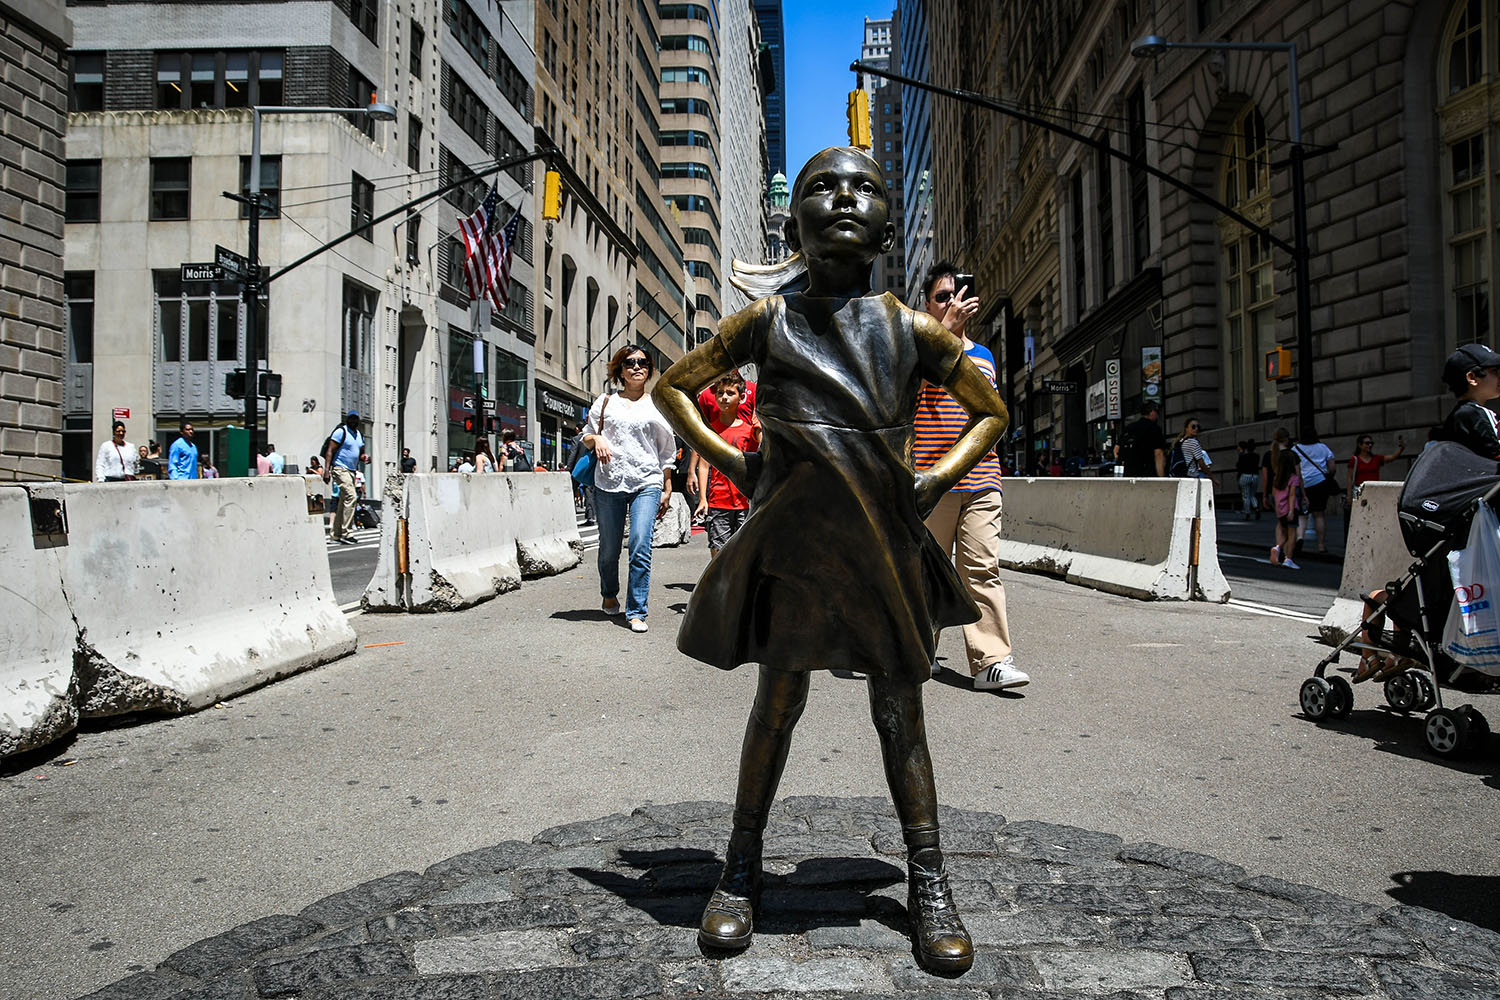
[331,467,357,540]
[924,488,1012,674]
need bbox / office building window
[348,67,377,137]
[348,0,378,41]
[410,23,425,78]
[351,172,375,241]
[1127,86,1150,272]
[65,273,94,364]
[69,52,104,111]
[150,157,191,220]
[1096,142,1114,294]
[1440,0,1498,349]
[154,50,282,109]
[407,115,422,171]
[66,160,100,223]
[406,214,421,266]
[154,271,248,363]
[1219,104,1276,421]
[343,281,377,373]
[238,156,280,218]
[1070,171,1085,317]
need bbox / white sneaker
[975,656,1029,690]
[1282,558,1301,570]
[630,618,648,633]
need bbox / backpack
[1167,441,1190,477]
[323,425,349,465]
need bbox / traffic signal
[847,89,871,149]
[463,415,476,433]
[225,369,246,399]
[1265,346,1293,381]
[542,170,562,222]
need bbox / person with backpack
[321,410,367,545]
[1116,400,1167,476]
[1168,418,1209,477]
[1290,427,1337,555]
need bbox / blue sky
[783,1,895,178]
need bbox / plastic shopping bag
[1443,501,1500,674]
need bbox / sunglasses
[1188,424,1200,431]
[621,357,651,370]
[1359,439,1373,446]
[932,291,955,304]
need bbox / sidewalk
[5,545,1497,999]
[1215,499,1346,564]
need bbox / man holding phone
[914,261,1028,691]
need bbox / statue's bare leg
[867,673,973,974]
[699,665,810,950]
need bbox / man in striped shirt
[916,262,1028,691]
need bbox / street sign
[481,399,498,412]
[461,396,476,412]
[215,244,248,278]
[112,407,130,420]
[181,262,221,282]
[1041,379,1079,395]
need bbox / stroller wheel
[1384,673,1418,713]
[1425,708,1471,757]
[1300,677,1332,721]
[1458,706,1491,752]
[1412,672,1438,711]
[1327,676,1354,719]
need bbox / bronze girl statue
[653,146,1008,974]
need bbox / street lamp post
[1130,36,1314,440]
[228,99,397,475]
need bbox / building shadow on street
[1296,708,1500,779]
[1386,870,1500,933]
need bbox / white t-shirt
[1294,441,1335,487]
[94,439,138,481]
[586,391,677,494]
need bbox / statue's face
[788,148,893,263]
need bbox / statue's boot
[907,846,973,974]
[698,829,762,950]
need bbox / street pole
[1284,46,1315,441]
[244,108,263,476]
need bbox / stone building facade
[1,0,71,481]
[61,0,539,478]
[929,0,1472,477]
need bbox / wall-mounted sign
[112,407,130,420]
[1105,358,1122,420]
[1086,379,1108,421]
[539,389,583,420]
[1142,346,1163,399]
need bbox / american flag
[457,183,523,311]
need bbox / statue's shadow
[569,847,910,947]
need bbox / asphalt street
[4,524,1498,1000]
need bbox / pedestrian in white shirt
[582,346,677,633]
[94,421,138,481]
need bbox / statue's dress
[676,291,981,684]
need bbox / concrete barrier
[1318,481,1408,644]
[511,472,584,577]
[1,479,357,757]
[993,477,1230,602]
[0,486,80,756]
[651,491,693,547]
[363,472,583,612]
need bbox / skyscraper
[752,0,786,180]
[897,0,933,304]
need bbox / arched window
[1217,105,1276,423]
[1440,0,1495,347]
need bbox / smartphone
[953,273,976,301]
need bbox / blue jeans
[595,486,661,619]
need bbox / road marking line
[1226,597,1322,623]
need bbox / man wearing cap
[1438,344,1500,460]
[322,410,368,544]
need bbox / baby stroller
[1300,441,1500,757]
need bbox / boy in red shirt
[694,372,760,556]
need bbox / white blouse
[586,391,676,494]
[94,439,138,481]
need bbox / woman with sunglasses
[1170,418,1210,477]
[1345,433,1405,509]
[582,346,677,633]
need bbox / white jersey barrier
[364,472,583,613]
[1,479,356,758]
[1318,482,1408,644]
[993,477,1230,602]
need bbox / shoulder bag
[571,394,611,487]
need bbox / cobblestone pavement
[75,797,1500,1000]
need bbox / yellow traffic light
[1265,346,1293,381]
[847,89,871,149]
[542,169,562,222]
